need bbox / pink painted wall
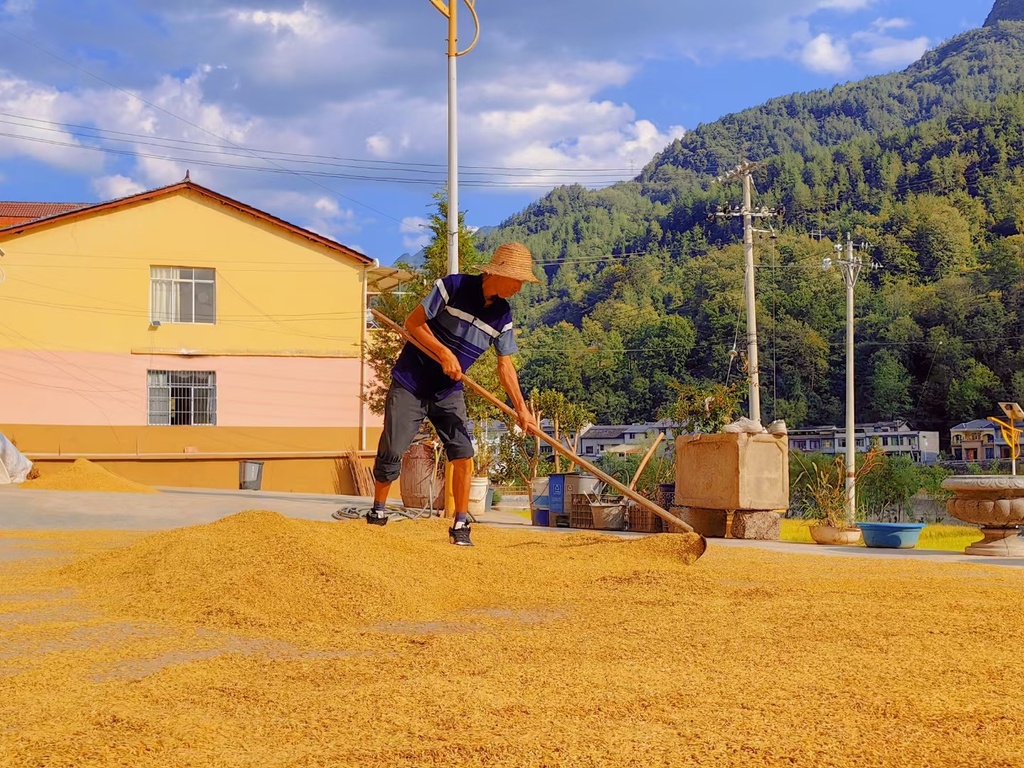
[0,350,378,428]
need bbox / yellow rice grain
[0,511,1022,767]
[19,458,159,494]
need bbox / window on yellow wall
[151,267,216,324]
[148,370,217,426]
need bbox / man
[370,241,541,546]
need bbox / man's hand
[439,348,463,381]
[516,406,538,435]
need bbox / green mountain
[986,0,1024,25]
[475,8,1024,442]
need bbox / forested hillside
[476,13,1024,443]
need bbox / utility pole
[712,161,781,424]
[824,233,874,527]
[429,0,480,275]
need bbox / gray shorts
[372,382,475,483]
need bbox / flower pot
[941,475,1024,556]
[809,524,862,546]
[859,521,925,549]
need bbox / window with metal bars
[147,371,217,426]
[150,267,216,324]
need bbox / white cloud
[800,33,853,74]
[816,0,876,10]
[870,17,910,32]
[92,174,145,199]
[0,76,103,172]
[229,5,322,37]
[1,0,34,18]
[859,36,930,68]
[851,19,929,70]
[313,197,339,216]
[400,216,431,252]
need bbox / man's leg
[370,382,427,524]
[428,390,475,545]
[449,457,472,512]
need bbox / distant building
[787,419,939,464]
[949,419,1023,462]
[578,420,678,458]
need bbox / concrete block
[731,510,781,540]
[675,432,789,511]
[671,505,728,538]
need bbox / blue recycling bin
[548,473,567,514]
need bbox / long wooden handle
[629,432,664,491]
[370,308,695,535]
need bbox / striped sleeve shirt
[392,274,518,400]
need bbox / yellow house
[0,179,389,493]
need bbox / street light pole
[429,0,479,276]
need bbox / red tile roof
[0,202,86,226]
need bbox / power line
[0,110,639,175]
[0,130,630,188]
[0,23,407,225]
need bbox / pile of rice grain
[62,510,704,637]
[5,515,1024,767]
[19,459,158,494]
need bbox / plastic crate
[625,502,665,533]
[569,494,594,529]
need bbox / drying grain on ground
[1,510,1022,767]
[18,458,159,493]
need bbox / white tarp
[0,432,32,484]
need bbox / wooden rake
[370,309,706,558]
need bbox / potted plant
[792,448,882,545]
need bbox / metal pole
[446,3,459,276]
[843,234,858,527]
[742,171,761,423]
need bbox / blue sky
[0,0,998,265]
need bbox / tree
[858,454,921,522]
[664,382,742,434]
[948,359,1002,423]
[532,389,595,473]
[869,350,913,421]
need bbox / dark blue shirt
[392,274,517,400]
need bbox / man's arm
[496,354,538,433]
[405,304,462,381]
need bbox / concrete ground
[1,484,1021,567]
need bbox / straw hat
[479,241,541,283]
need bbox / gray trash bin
[239,460,264,491]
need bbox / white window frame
[150,267,217,325]
[147,370,217,426]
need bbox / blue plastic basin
[859,521,926,549]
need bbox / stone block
[731,510,781,540]
[675,432,789,511]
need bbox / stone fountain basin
[941,475,1024,526]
